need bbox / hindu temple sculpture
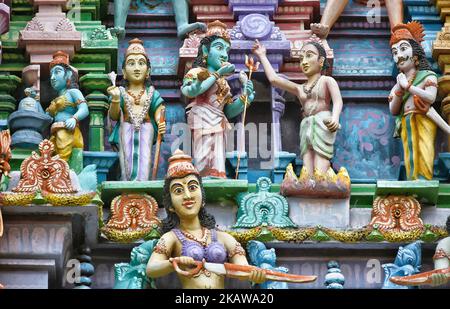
[324,261,345,289]
[253,39,349,197]
[0,129,9,243]
[430,216,450,286]
[0,130,8,289]
[8,87,52,149]
[388,22,446,180]
[311,0,403,38]
[146,149,316,289]
[390,216,449,287]
[382,241,422,289]
[113,0,206,38]
[247,240,289,289]
[181,21,255,178]
[114,239,158,289]
[46,51,89,174]
[107,38,166,181]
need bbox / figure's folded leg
[172,0,206,38]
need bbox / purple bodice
[172,229,227,263]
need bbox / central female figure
[146,150,265,289]
[181,21,255,178]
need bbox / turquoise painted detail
[382,241,422,289]
[234,177,296,228]
[324,261,345,289]
[247,240,288,289]
[114,239,158,289]
[77,164,98,192]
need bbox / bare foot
[177,22,207,38]
[310,23,330,39]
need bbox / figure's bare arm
[107,86,121,121]
[252,40,299,96]
[389,83,403,116]
[327,77,343,121]
[146,233,176,278]
[408,75,438,105]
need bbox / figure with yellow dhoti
[181,21,255,178]
[388,22,439,180]
[46,51,89,173]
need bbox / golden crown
[206,20,230,42]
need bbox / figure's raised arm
[107,86,121,121]
[252,40,299,96]
[388,81,404,116]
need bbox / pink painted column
[0,1,10,64]
[19,0,81,75]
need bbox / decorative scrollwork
[369,195,424,232]
[13,139,76,194]
[25,17,44,31]
[55,18,75,32]
[102,194,161,242]
[234,177,297,228]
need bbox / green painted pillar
[80,73,110,151]
[0,75,21,124]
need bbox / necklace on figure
[303,75,321,97]
[121,86,154,131]
[126,88,145,105]
[180,227,209,247]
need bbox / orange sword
[170,258,317,284]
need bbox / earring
[414,56,419,67]
[66,79,71,88]
[202,54,207,66]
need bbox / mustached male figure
[388,22,438,180]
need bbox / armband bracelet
[212,72,221,80]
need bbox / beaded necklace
[120,86,154,131]
[180,227,210,247]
